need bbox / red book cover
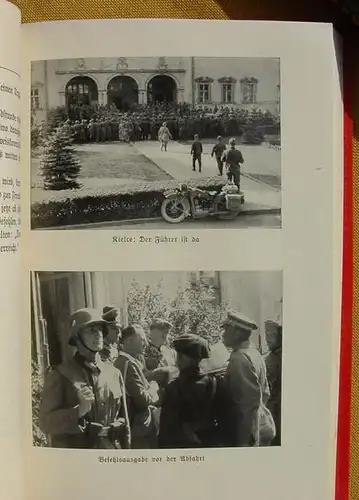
[335,35,355,500]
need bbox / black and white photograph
[31,270,283,450]
[30,57,281,230]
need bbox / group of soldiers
[57,101,274,145]
[39,304,282,450]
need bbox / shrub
[32,360,48,447]
[243,128,265,145]
[31,177,224,229]
[40,125,81,190]
[126,279,228,346]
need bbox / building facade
[31,57,280,124]
[31,271,282,376]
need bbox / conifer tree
[41,125,81,190]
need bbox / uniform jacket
[114,352,159,448]
[158,366,221,449]
[39,353,131,449]
[225,343,271,447]
[158,126,171,141]
[211,143,226,159]
[222,148,244,170]
[265,346,282,445]
[191,140,203,157]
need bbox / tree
[126,279,228,346]
[40,125,81,190]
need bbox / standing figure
[211,136,226,175]
[221,138,244,190]
[115,325,160,449]
[143,319,177,391]
[94,119,101,143]
[158,121,172,151]
[100,305,122,364]
[39,308,131,449]
[158,334,223,449]
[264,320,282,446]
[88,119,95,142]
[222,310,275,447]
[191,134,203,172]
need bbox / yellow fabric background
[9,1,358,499]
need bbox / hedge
[31,177,225,229]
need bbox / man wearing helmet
[221,137,244,190]
[39,308,131,449]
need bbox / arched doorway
[147,75,177,105]
[65,76,98,108]
[107,76,139,111]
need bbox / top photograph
[30,57,281,231]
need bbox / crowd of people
[38,304,282,450]
[52,101,278,144]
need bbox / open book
[0,1,345,499]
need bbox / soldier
[191,134,203,172]
[88,119,95,142]
[221,138,244,190]
[143,319,177,389]
[264,320,282,446]
[158,334,223,449]
[105,119,112,142]
[158,121,172,152]
[72,120,81,143]
[222,310,275,447]
[94,119,101,143]
[100,305,122,364]
[80,119,88,143]
[39,308,131,449]
[211,136,226,175]
[115,324,160,449]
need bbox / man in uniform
[100,305,122,364]
[115,324,160,449]
[221,138,244,190]
[211,136,226,175]
[158,334,223,449]
[94,118,101,143]
[39,308,131,449]
[264,320,282,446]
[222,310,274,447]
[143,319,177,389]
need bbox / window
[221,83,233,103]
[198,83,210,104]
[31,88,40,109]
[240,77,258,104]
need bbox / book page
[0,2,22,500]
[21,19,342,500]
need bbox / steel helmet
[68,308,108,346]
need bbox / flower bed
[31,177,225,229]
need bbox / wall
[31,56,280,122]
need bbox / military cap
[69,308,108,346]
[150,318,173,331]
[265,320,282,334]
[221,310,258,331]
[172,334,210,360]
[229,137,236,145]
[102,305,120,323]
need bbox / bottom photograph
[31,270,283,450]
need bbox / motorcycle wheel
[161,196,188,224]
[216,210,241,220]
